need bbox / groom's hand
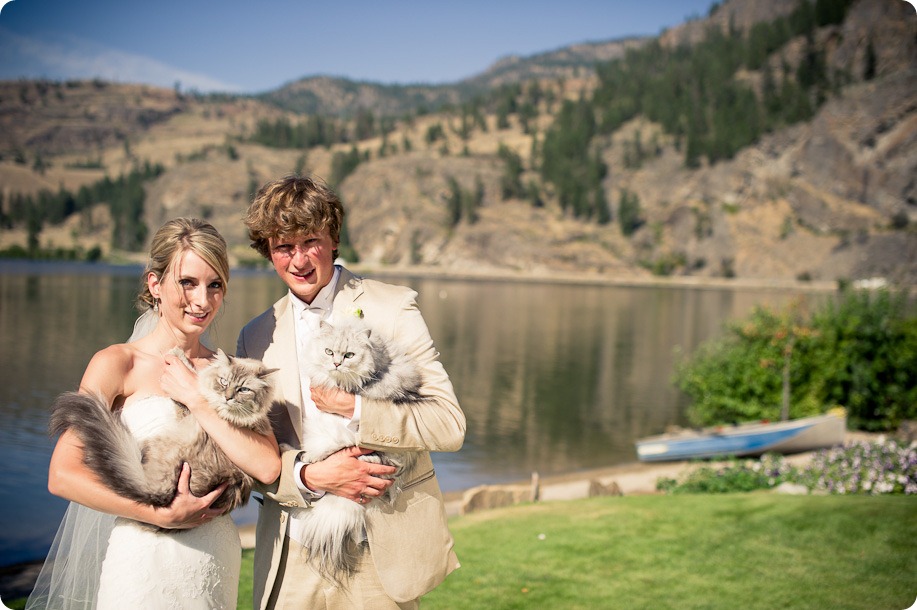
[301,447,395,504]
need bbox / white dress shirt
[287,268,363,544]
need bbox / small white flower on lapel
[352,307,364,318]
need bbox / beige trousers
[265,536,421,610]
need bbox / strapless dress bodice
[98,395,241,609]
[119,395,182,441]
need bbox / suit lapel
[264,295,303,442]
[331,266,364,319]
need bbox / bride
[26,218,281,609]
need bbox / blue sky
[0,0,716,93]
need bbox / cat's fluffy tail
[298,496,365,584]
[48,392,176,507]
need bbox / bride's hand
[160,353,202,409]
[152,463,228,529]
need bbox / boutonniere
[352,307,364,319]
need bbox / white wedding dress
[94,396,241,610]
[27,314,240,610]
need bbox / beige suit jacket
[237,267,464,607]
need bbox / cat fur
[48,349,276,528]
[292,319,424,584]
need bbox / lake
[0,261,827,567]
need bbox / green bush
[674,289,917,430]
[657,454,795,494]
[803,289,917,430]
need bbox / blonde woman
[27,218,280,610]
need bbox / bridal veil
[25,308,159,609]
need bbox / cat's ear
[215,348,232,363]
[260,367,280,379]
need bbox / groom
[236,175,465,609]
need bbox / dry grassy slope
[1,0,914,285]
[2,68,913,282]
[0,81,187,158]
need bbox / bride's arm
[49,433,226,528]
[160,352,281,485]
[47,346,226,529]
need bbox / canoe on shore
[635,410,847,462]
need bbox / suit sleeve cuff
[347,394,362,433]
[293,454,325,499]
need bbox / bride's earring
[153,297,160,313]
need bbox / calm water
[0,261,823,566]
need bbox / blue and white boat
[635,410,847,462]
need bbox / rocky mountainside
[0,0,914,286]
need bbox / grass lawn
[8,494,915,609]
[419,494,916,610]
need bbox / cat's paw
[357,451,383,465]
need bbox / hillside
[0,0,914,285]
[257,36,648,118]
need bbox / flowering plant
[657,439,917,495]
[793,439,917,495]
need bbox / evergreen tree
[497,144,524,200]
[354,108,376,141]
[618,189,642,236]
[329,146,363,187]
[864,39,877,81]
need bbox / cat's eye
[238,387,252,394]
[343,352,354,359]
[325,348,334,356]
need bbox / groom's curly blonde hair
[243,175,345,260]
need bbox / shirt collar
[289,266,341,317]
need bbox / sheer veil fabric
[25,308,158,609]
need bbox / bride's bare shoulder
[88,343,139,369]
[83,343,157,387]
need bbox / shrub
[657,454,795,494]
[793,439,917,495]
[657,440,917,496]
[674,290,917,431]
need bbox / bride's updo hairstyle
[137,217,230,312]
[243,174,344,261]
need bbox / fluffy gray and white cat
[48,349,276,528]
[291,319,424,583]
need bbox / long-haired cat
[292,319,424,584]
[49,349,276,528]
